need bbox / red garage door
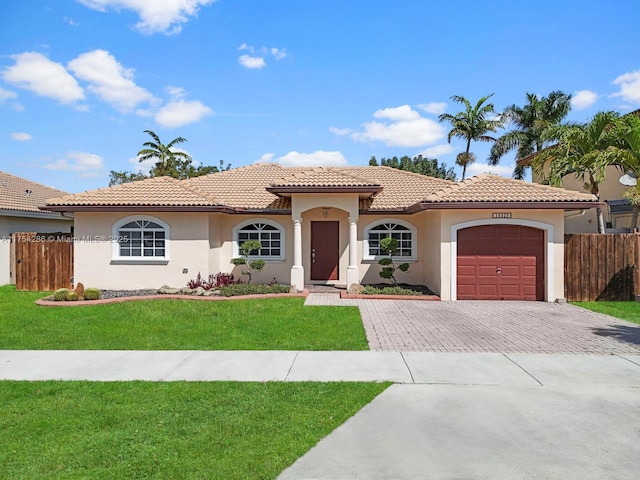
[457,225,544,301]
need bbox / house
[44,163,599,301]
[0,171,73,285]
[516,108,640,234]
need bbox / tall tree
[109,131,230,186]
[532,111,628,233]
[368,155,457,181]
[438,94,502,180]
[137,129,193,177]
[490,91,573,179]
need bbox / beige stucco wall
[208,213,293,285]
[436,209,566,301]
[74,212,210,289]
[0,214,72,285]
[72,202,566,301]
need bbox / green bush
[219,284,290,297]
[230,240,266,284]
[84,288,100,300]
[377,237,410,286]
[53,288,69,301]
[363,285,424,296]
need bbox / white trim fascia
[450,218,554,302]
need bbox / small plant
[53,288,69,301]
[213,272,236,287]
[230,240,265,284]
[84,287,101,300]
[218,284,290,297]
[65,291,79,301]
[187,272,238,290]
[378,237,410,286]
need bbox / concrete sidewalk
[2,350,640,386]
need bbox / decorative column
[291,217,304,292]
[346,216,359,288]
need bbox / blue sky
[1,0,639,194]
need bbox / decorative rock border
[36,290,309,307]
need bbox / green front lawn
[0,381,389,480]
[572,301,640,325]
[0,286,368,350]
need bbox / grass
[572,301,640,325]
[0,381,390,480]
[0,285,368,350]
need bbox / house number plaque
[492,212,512,218]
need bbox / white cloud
[78,0,216,35]
[466,162,513,178]
[329,126,353,135]
[43,151,105,178]
[256,153,275,163]
[2,52,85,104]
[238,45,287,69]
[419,144,454,157]
[345,105,445,147]
[0,87,17,102]
[68,49,156,113]
[239,55,266,69]
[64,17,79,26]
[155,99,212,128]
[571,90,597,110]
[417,102,447,115]
[612,70,640,105]
[270,48,287,60]
[271,151,347,167]
[11,132,32,141]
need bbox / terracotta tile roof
[44,164,597,212]
[46,176,220,207]
[270,167,381,187]
[423,174,598,203]
[0,170,69,215]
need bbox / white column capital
[348,216,359,224]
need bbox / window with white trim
[113,217,169,260]
[364,220,416,261]
[234,220,285,260]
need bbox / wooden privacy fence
[564,233,640,301]
[12,232,73,291]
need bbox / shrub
[218,284,290,297]
[230,240,266,284]
[363,285,423,296]
[84,288,100,300]
[377,237,410,286]
[187,272,238,290]
[53,288,69,301]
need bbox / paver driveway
[305,294,640,354]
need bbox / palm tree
[438,94,502,180]
[532,111,627,233]
[137,130,193,177]
[490,91,573,179]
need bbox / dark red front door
[311,221,339,281]
[457,225,544,300]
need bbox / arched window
[112,216,169,261]
[364,219,417,261]
[233,220,285,261]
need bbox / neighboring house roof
[44,163,600,213]
[0,170,71,219]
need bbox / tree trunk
[596,206,605,234]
